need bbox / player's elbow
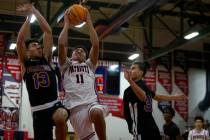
[92,43,99,49]
[58,36,65,46]
[45,28,52,34]
[58,41,65,48]
[16,39,24,47]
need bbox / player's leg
[33,111,54,140]
[52,107,69,140]
[89,104,109,140]
[70,106,97,140]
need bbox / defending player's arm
[58,11,69,67]
[16,4,53,62]
[31,5,53,61]
[16,5,31,75]
[86,10,99,66]
[16,17,29,65]
[153,93,187,102]
[124,68,147,102]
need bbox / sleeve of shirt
[173,125,181,136]
[86,58,96,72]
[123,90,133,134]
[54,66,64,92]
[205,130,210,140]
[188,130,192,140]
[142,81,155,98]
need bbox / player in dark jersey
[16,3,68,140]
[123,62,187,140]
[162,107,182,140]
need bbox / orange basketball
[67,4,87,25]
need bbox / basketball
[67,4,87,25]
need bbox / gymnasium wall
[14,62,207,139]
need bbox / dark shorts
[32,102,69,140]
[139,118,161,140]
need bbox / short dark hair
[73,45,89,56]
[132,61,150,77]
[163,106,175,117]
[194,116,204,122]
[25,38,41,49]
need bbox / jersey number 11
[76,74,84,83]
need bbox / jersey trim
[31,100,59,112]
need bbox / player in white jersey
[58,10,108,140]
[188,116,210,140]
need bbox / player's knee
[53,108,68,125]
[90,108,104,123]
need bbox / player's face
[27,42,43,58]
[72,48,87,62]
[130,64,143,81]
[163,112,172,122]
[195,120,204,129]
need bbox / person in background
[188,116,209,140]
[123,62,187,140]
[162,106,182,140]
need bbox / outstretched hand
[122,65,132,82]
[64,10,70,27]
[16,3,35,15]
[85,9,92,24]
[173,92,188,101]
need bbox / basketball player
[123,62,187,140]
[162,107,182,140]
[58,10,108,140]
[188,116,209,140]
[16,4,68,140]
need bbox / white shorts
[69,102,109,140]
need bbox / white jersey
[188,129,210,140]
[62,58,98,109]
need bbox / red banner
[4,130,14,140]
[1,130,28,140]
[98,95,123,118]
[144,68,156,92]
[0,107,19,130]
[158,70,172,94]
[174,71,188,121]
[5,56,21,82]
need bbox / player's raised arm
[58,11,69,67]
[16,16,29,65]
[86,10,99,66]
[32,5,53,61]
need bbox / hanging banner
[3,80,21,107]
[158,53,172,70]
[144,68,156,92]
[98,95,123,118]
[0,107,19,130]
[5,56,21,82]
[95,66,107,95]
[158,70,172,94]
[174,71,188,121]
[0,130,28,140]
